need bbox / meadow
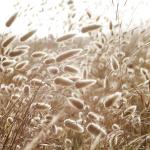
[0,1,150,150]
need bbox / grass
[0,1,150,150]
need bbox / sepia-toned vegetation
[0,0,150,150]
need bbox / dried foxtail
[20,30,36,42]
[5,12,18,27]
[64,119,84,133]
[75,79,96,89]
[56,49,82,62]
[68,97,84,110]
[54,77,74,86]
[81,24,101,33]
[2,36,15,47]
[56,33,76,42]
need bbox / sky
[0,0,149,38]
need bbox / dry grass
[0,2,150,150]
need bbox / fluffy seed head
[109,21,113,30]
[9,49,27,57]
[31,51,47,58]
[56,49,82,62]
[103,76,109,89]
[104,92,121,107]
[81,24,101,33]
[2,36,15,47]
[20,30,36,42]
[56,33,76,42]
[30,78,44,86]
[31,103,51,110]
[26,66,40,77]
[2,59,16,67]
[12,74,27,85]
[23,85,30,97]
[54,77,74,86]
[68,97,84,110]
[63,65,79,73]
[15,60,29,71]
[64,119,84,133]
[5,12,18,27]
[75,79,96,88]
[110,56,120,71]
[15,45,30,50]
[43,57,56,64]
[87,112,100,121]
[47,66,59,75]
[86,123,107,136]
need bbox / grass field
[0,1,150,150]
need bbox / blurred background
[0,0,149,38]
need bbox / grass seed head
[43,57,56,64]
[47,66,59,75]
[31,103,51,110]
[9,49,27,57]
[2,36,15,47]
[68,97,84,110]
[63,65,79,73]
[5,12,18,27]
[30,78,44,86]
[86,123,106,136]
[56,49,82,62]
[110,56,120,71]
[109,21,113,30]
[31,51,47,58]
[87,112,100,121]
[23,85,30,97]
[15,60,29,71]
[64,119,84,133]
[104,92,122,107]
[54,76,74,86]
[75,79,96,89]
[81,24,101,33]
[56,33,76,42]
[2,59,16,67]
[20,30,36,42]
[15,45,30,50]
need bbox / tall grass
[0,1,150,150]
